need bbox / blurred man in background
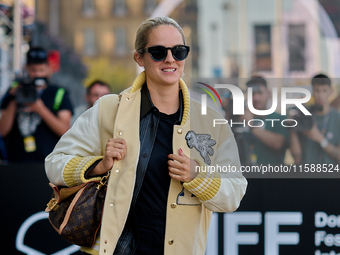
[72,80,110,124]
[290,74,340,164]
[0,46,73,163]
[243,76,289,165]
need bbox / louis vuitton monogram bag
[45,173,109,247]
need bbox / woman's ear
[134,51,144,67]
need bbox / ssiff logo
[197,82,312,128]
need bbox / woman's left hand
[168,148,199,182]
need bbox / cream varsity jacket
[45,71,247,255]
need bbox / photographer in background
[290,74,340,164]
[243,76,289,165]
[0,46,73,163]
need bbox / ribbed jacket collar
[126,71,190,126]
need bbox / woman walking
[45,17,247,255]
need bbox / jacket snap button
[115,169,119,173]
[126,97,129,101]
[110,203,113,207]
[104,240,107,244]
[177,128,182,134]
[171,203,177,208]
[169,239,174,245]
[118,131,123,136]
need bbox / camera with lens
[16,77,48,105]
[288,104,323,131]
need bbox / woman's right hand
[89,138,127,176]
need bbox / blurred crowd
[222,75,340,166]
[0,46,339,165]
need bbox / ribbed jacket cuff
[183,163,221,201]
[63,156,104,187]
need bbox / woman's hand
[90,138,127,176]
[168,148,199,182]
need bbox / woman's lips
[161,68,176,73]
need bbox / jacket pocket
[176,187,201,205]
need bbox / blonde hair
[134,17,186,62]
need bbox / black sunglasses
[138,45,190,61]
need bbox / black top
[113,84,183,255]
[134,108,180,255]
[135,109,180,214]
